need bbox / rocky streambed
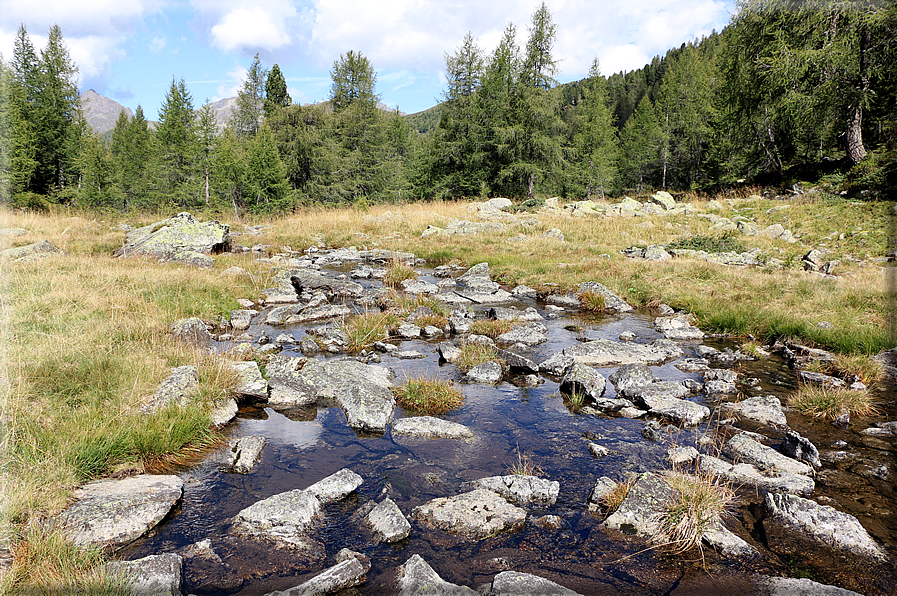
[57,244,896,595]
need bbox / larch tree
[264,63,291,118]
[232,53,267,138]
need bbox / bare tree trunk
[847,25,870,165]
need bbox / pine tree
[232,53,267,138]
[245,123,292,213]
[329,51,378,111]
[76,132,117,209]
[570,58,618,198]
[620,96,662,193]
[212,127,246,215]
[156,77,197,206]
[195,101,218,205]
[264,64,291,118]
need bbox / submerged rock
[395,554,477,595]
[266,549,371,596]
[226,435,267,474]
[411,489,527,540]
[58,475,184,550]
[462,475,560,506]
[763,493,889,562]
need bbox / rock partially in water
[763,492,889,562]
[625,380,691,404]
[226,435,266,474]
[266,549,371,596]
[640,394,710,426]
[496,322,547,346]
[300,359,395,433]
[722,434,813,476]
[487,571,583,596]
[391,416,473,440]
[576,281,634,313]
[464,361,504,384]
[697,455,814,495]
[395,554,477,595]
[462,475,560,506]
[563,338,682,367]
[560,363,606,401]
[365,498,411,543]
[587,477,618,512]
[266,354,317,407]
[233,469,363,548]
[58,475,184,550]
[609,363,654,394]
[538,353,574,376]
[781,431,822,469]
[719,395,788,428]
[287,269,364,299]
[494,347,540,373]
[105,553,183,596]
[411,489,527,540]
[232,361,269,399]
[604,473,671,537]
[211,398,239,426]
[286,304,351,325]
[654,315,704,340]
[755,576,864,596]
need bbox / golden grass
[392,376,464,415]
[468,318,515,338]
[455,343,502,372]
[599,478,634,513]
[789,386,879,419]
[339,312,397,353]
[652,469,737,555]
[578,290,606,313]
[507,446,542,477]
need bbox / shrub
[507,447,541,476]
[652,470,736,554]
[392,377,464,414]
[667,233,746,254]
[790,386,878,419]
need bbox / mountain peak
[80,90,133,135]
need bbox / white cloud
[210,7,293,52]
[148,36,167,54]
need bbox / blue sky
[1,0,736,118]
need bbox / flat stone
[265,354,317,407]
[719,395,788,427]
[722,434,812,476]
[232,361,268,399]
[496,322,547,346]
[644,395,710,426]
[464,361,503,384]
[391,417,473,440]
[411,489,527,540]
[489,571,583,596]
[624,380,690,404]
[609,363,653,394]
[105,553,183,596]
[58,475,184,550]
[563,339,682,367]
[666,446,699,466]
[365,498,411,543]
[266,551,371,596]
[538,353,574,376]
[701,521,758,558]
[226,435,266,474]
[300,359,395,433]
[402,279,439,295]
[697,455,814,495]
[462,475,559,506]
[763,492,889,561]
[654,315,704,340]
[210,398,238,426]
[266,304,302,325]
[494,348,539,373]
[286,304,351,324]
[395,554,477,596]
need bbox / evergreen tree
[521,2,559,90]
[264,63,291,118]
[110,106,154,209]
[268,103,337,198]
[569,58,618,198]
[329,51,378,111]
[245,123,292,213]
[156,77,197,206]
[232,53,267,138]
[212,127,246,215]
[76,132,117,209]
[195,101,218,206]
[620,96,662,192]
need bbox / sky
[0,0,736,118]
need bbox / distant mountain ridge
[79,90,237,136]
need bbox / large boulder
[0,239,65,262]
[411,489,527,540]
[114,212,229,266]
[722,434,812,476]
[105,553,183,596]
[461,475,559,506]
[265,354,317,407]
[58,475,184,550]
[763,493,889,562]
[298,359,395,433]
[719,395,788,427]
[562,339,682,367]
[560,363,606,401]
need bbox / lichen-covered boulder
[411,489,527,540]
[0,239,65,262]
[299,359,395,433]
[105,553,183,596]
[395,554,477,596]
[461,475,559,506]
[114,212,229,266]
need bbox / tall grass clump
[392,377,464,415]
[384,260,418,287]
[456,343,502,372]
[652,469,736,555]
[578,290,606,313]
[339,312,398,352]
[790,386,878,419]
[468,318,515,338]
[599,478,635,513]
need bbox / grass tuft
[789,386,879,419]
[506,447,542,477]
[578,290,606,313]
[392,377,464,415]
[468,318,515,338]
[384,260,418,287]
[600,478,634,513]
[456,343,502,372]
[652,469,737,555]
[339,312,397,353]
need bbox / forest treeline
[1,1,895,215]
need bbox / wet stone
[488,571,584,596]
[719,395,787,427]
[365,498,411,543]
[587,477,618,511]
[464,361,503,384]
[391,416,473,440]
[697,455,814,495]
[604,473,672,537]
[560,363,607,401]
[722,434,813,476]
[395,554,477,596]
[266,550,371,596]
[226,435,266,474]
[411,489,527,540]
[462,475,560,506]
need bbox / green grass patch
[384,261,418,287]
[339,312,397,352]
[392,377,464,415]
[578,290,606,313]
[456,343,501,372]
[468,319,515,338]
[789,386,879,419]
[667,233,746,254]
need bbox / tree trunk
[846,102,867,164]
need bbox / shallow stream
[122,265,897,595]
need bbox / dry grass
[383,260,418,287]
[790,386,879,419]
[578,290,606,313]
[392,376,464,415]
[600,478,635,513]
[468,318,515,338]
[455,343,502,372]
[652,469,737,555]
[339,312,398,353]
[803,354,884,386]
[506,446,542,477]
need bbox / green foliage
[264,63,291,117]
[156,77,197,206]
[244,124,293,214]
[232,53,267,138]
[393,377,464,414]
[667,234,746,253]
[330,50,378,111]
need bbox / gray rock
[704,379,738,395]
[464,361,504,384]
[115,212,228,266]
[563,339,682,367]
[437,342,462,363]
[488,571,583,596]
[624,380,690,404]
[266,551,371,596]
[576,282,634,313]
[230,309,256,330]
[365,497,411,543]
[396,323,422,339]
[651,190,676,210]
[106,553,183,596]
[402,279,439,295]
[395,554,477,596]
[545,293,581,308]
[210,398,239,426]
[171,318,212,348]
[781,431,822,469]
[391,416,473,440]
[496,322,547,346]
[763,492,889,561]
[643,245,673,261]
[231,361,268,399]
[608,363,653,394]
[798,370,845,389]
[619,331,636,342]
[719,394,788,427]
[58,475,184,550]
[604,473,672,537]
[233,469,362,547]
[287,269,363,299]
[587,477,618,511]
[701,521,758,558]
[588,443,610,458]
[538,353,574,376]
[411,489,527,540]
[755,576,863,596]
[541,228,565,241]
[666,446,699,466]
[722,434,813,476]
[396,350,426,359]
[141,366,199,413]
[286,304,351,325]
[560,363,606,401]
[300,359,395,433]
[494,348,539,373]
[267,304,302,325]
[226,435,266,474]
[697,455,814,495]
[654,315,704,340]
[462,475,559,506]
[265,354,317,407]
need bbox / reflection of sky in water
[237,408,325,449]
